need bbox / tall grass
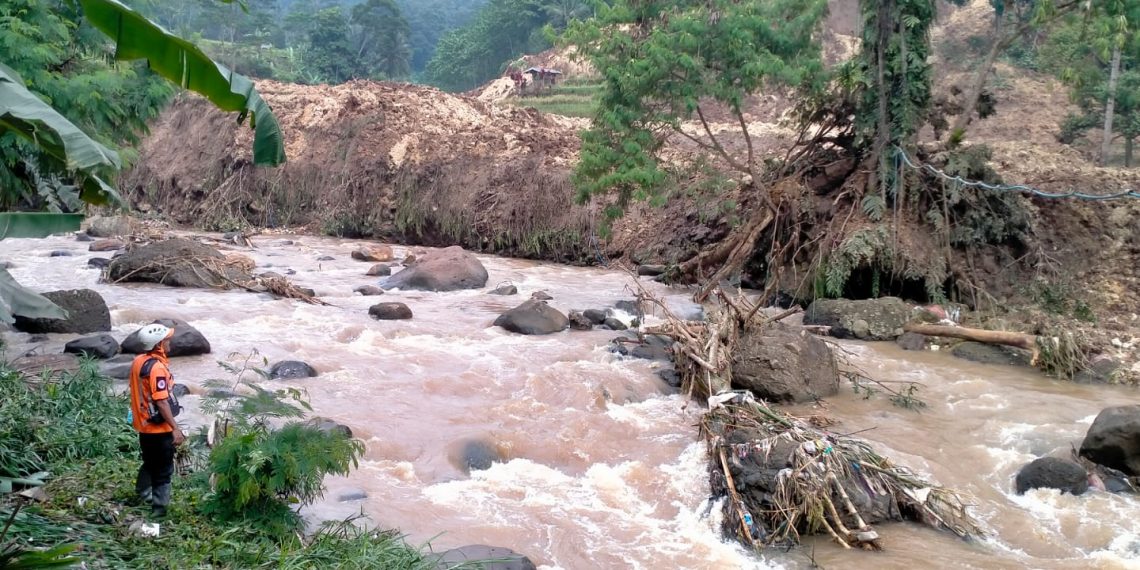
[506,80,603,118]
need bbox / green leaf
[0,268,68,324]
[0,213,84,239]
[0,542,82,568]
[78,0,287,166]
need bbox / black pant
[136,432,175,498]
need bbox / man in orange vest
[129,324,185,517]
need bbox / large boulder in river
[352,245,394,262]
[493,300,568,335]
[803,297,912,341]
[1080,405,1140,476]
[13,289,111,334]
[428,545,537,570]
[269,360,318,380]
[107,238,250,288]
[85,215,134,238]
[731,323,839,403]
[64,334,119,359]
[369,302,413,320]
[379,246,487,292]
[121,319,211,356]
[1015,457,1089,495]
[951,341,1032,367]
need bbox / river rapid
[2,233,1139,570]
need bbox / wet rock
[568,310,593,330]
[284,268,296,275]
[1015,457,1089,495]
[107,238,249,288]
[354,285,385,296]
[951,342,1031,367]
[365,264,391,277]
[614,300,642,317]
[121,319,211,357]
[582,309,607,325]
[896,332,927,351]
[269,360,318,380]
[89,239,125,252]
[1074,355,1122,384]
[379,246,488,292]
[493,300,568,335]
[731,323,840,403]
[316,255,335,261]
[603,317,626,331]
[803,297,912,341]
[452,439,503,474]
[14,289,111,334]
[75,233,94,242]
[306,417,352,438]
[369,302,413,320]
[488,284,518,296]
[85,215,133,237]
[0,261,12,269]
[352,245,394,262]
[49,250,72,257]
[637,264,667,277]
[99,354,135,380]
[402,253,417,265]
[531,291,553,301]
[337,489,368,502]
[630,335,673,361]
[298,287,317,297]
[64,334,119,359]
[87,257,111,269]
[428,545,536,570]
[656,368,682,388]
[258,271,285,280]
[208,389,238,399]
[1080,405,1140,476]
[170,384,191,398]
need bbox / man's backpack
[139,357,182,424]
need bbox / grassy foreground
[505,79,602,118]
[0,360,467,569]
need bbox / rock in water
[428,546,537,570]
[568,310,593,330]
[731,323,840,403]
[603,317,627,331]
[13,289,111,334]
[896,332,926,351]
[64,334,120,359]
[87,257,111,269]
[451,439,503,474]
[803,297,912,341]
[582,309,607,325]
[493,300,568,335]
[369,302,413,320]
[352,245,394,262]
[951,341,1031,367]
[1080,405,1140,476]
[107,238,250,288]
[269,360,318,379]
[89,239,125,252]
[488,284,518,295]
[365,264,391,277]
[354,285,385,296]
[120,319,211,356]
[306,417,352,438]
[85,215,133,238]
[379,246,488,292]
[1015,457,1089,495]
[637,264,666,276]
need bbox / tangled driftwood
[636,282,984,551]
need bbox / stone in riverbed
[568,310,593,330]
[731,323,839,403]
[269,360,318,380]
[365,264,391,277]
[488,284,517,295]
[369,302,412,320]
[1015,457,1089,495]
[896,332,927,351]
[89,239,125,252]
[582,309,607,325]
[352,245,394,262]
[951,341,1031,367]
[493,300,568,335]
[637,264,666,277]
[88,257,111,269]
[354,285,385,296]
[803,297,912,341]
[603,317,626,331]
[428,545,537,570]
[107,238,249,288]
[64,334,119,359]
[49,250,72,257]
[1080,405,1140,476]
[379,246,487,292]
[120,318,211,356]
[13,289,111,334]
[306,417,352,438]
[451,439,504,474]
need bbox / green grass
[506,80,604,118]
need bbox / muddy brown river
[3,233,1138,569]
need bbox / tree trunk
[950,14,1007,137]
[903,323,1039,362]
[1126,137,1134,168]
[1101,43,1122,167]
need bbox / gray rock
[803,297,913,341]
[453,439,503,474]
[49,250,72,257]
[603,317,627,331]
[369,302,413,320]
[493,300,568,335]
[568,311,593,330]
[614,300,642,317]
[306,417,352,438]
[429,545,537,570]
[731,323,840,403]
[896,332,927,351]
[488,284,518,296]
[13,289,111,334]
[1080,405,1140,476]
[656,368,681,388]
[75,233,94,242]
[170,384,191,398]
[365,264,391,277]
[98,354,135,380]
[121,319,211,357]
[582,309,607,325]
[87,257,112,269]
[352,245,394,262]
[530,291,553,301]
[258,271,285,280]
[380,246,488,292]
[269,360,318,380]
[337,489,368,502]
[1015,457,1089,495]
[951,342,1031,367]
[1074,355,1123,384]
[107,238,249,288]
[630,335,672,361]
[354,285,385,296]
[64,334,119,359]
[637,264,666,277]
[317,255,336,261]
[85,215,132,237]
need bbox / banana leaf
[0,543,81,569]
[79,0,287,167]
[0,269,67,324]
[0,213,83,239]
[0,64,121,206]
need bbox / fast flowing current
[2,233,1139,569]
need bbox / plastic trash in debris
[128,521,161,537]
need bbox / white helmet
[137,324,173,351]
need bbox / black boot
[135,468,153,505]
[151,483,171,517]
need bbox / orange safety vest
[128,350,175,434]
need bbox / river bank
[3,231,1140,568]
